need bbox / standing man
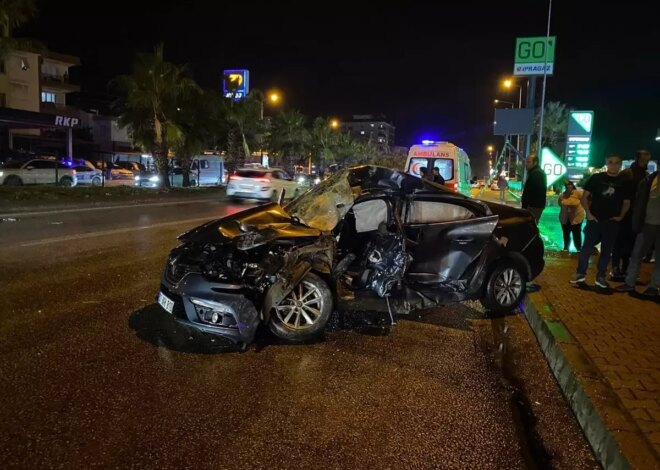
[610,149,651,280]
[615,169,660,297]
[570,154,633,288]
[521,153,547,223]
[432,167,445,185]
[497,173,508,202]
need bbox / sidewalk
[523,252,660,469]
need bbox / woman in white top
[558,180,585,251]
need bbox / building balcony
[40,101,81,118]
[40,75,80,93]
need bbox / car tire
[91,176,102,186]
[480,260,527,314]
[58,176,74,187]
[269,272,333,343]
[4,175,23,186]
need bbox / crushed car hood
[179,203,321,245]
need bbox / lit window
[20,57,30,71]
[41,91,56,103]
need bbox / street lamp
[502,78,523,108]
[494,99,514,107]
[655,128,660,141]
[259,90,282,120]
[330,119,340,129]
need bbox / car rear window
[237,170,268,178]
[433,158,454,181]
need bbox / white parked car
[226,168,307,201]
[0,159,78,187]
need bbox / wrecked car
[157,166,544,348]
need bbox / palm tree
[310,117,339,171]
[269,110,310,169]
[332,133,360,168]
[534,101,569,152]
[172,89,208,186]
[224,91,262,169]
[114,44,200,187]
[0,0,41,59]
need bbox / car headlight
[149,175,160,182]
[135,175,141,181]
[0,171,3,177]
[314,177,321,184]
[297,177,305,184]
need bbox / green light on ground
[536,206,583,253]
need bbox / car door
[279,170,298,195]
[33,160,56,184]
[403,196,498,284]
[20,160,37,184]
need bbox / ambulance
[405,141,472,195]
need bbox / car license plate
[240,184,253,189]
[158,291,175,314]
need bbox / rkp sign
[54,115,80,127]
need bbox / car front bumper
[158,271,261,346]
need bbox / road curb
[521,292,659,470]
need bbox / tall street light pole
[537,0,553,154]
[260,91,282,166]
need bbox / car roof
[237,167,275,172]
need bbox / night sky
[20,0,660,174]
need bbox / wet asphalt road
[0,200,599,469]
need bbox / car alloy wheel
[269,272,333,343]
[59,177,73,187]
[275,280,324,330]
[493,267,523,307]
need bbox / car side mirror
[278,188,286,205]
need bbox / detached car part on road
[158,166,544,348]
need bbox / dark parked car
[157,166,544,349]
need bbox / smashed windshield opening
[284,170,354,232]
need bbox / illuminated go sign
[513,36,556,76]
[223,69,250,100]
[565,111,594,171]
[541,147,567,187]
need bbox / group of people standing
[564,150,658,297]
[517,150,658,297]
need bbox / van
[169,154,226,186]
[405,141,472,196]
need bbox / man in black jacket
[570,154,633,289]
[615,170,660,297]
[610,150,650,281]
[521,153,547,223]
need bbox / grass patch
[0,185,224,210]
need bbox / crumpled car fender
[261,260,312,323]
